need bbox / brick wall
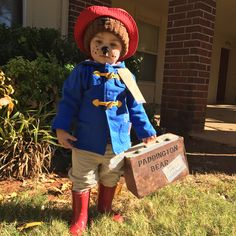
[160,0,216,133]
[68,0,112,36]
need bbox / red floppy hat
[74,6,139,61]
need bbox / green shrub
[0,70,15,117]
[3,55,72,111]
[126,54,143,78]
[0,24,85,66]
[0,70,57,179]
[143,103,162,133]
[0,108,56,179]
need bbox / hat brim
[74,6,139,61]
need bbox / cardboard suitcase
[124,133,189,198]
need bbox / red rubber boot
[69,190,90,236]
[97,183,123,223]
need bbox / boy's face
[90,32,122,65]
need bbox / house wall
[208,0,236,104]
[68,0,111,36]
[23,0,69,36]
[161,0,216,132]
[209,34,236,104]
[226,40,236,103]
[112,0,168,104]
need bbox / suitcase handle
[143,137,171,148]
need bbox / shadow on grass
[0,201,71,225]
[0,201,103,229]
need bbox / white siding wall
[23,0,69,36]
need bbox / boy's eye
[110,42,118,48]
[95,40,102,44]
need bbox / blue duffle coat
[52,60,156,155]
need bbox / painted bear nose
[101,46,109,55]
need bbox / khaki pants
[68,145,125,192]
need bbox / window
[136,20,159,82]
[136,51,157,82]
[0,0,23,27]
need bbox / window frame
[0,0,23,27]
[136,20,159,83]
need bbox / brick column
[68,0,112,36]
[160,0,216,133]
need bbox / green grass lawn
[0,173,236,236]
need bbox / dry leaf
[48,186,63,195]
[115,182,124,196]
[17,221,43,231]
[0,95,14,114]
[7,192,17,199]
[60,182,70,191]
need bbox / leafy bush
[0,70,15,117]
[143,103,163,133]
[0,24,85,66]
[0,70,57,179]
[0,56,70,179]
[2,55,72,111]
[0,108,56,179]
[126,54,143,78]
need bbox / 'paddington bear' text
[137,145,178,172]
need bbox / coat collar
[82,60,126,69]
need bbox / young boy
[52,5,157,236]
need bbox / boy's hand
[56,129,77,149]
[142,135,156,144]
